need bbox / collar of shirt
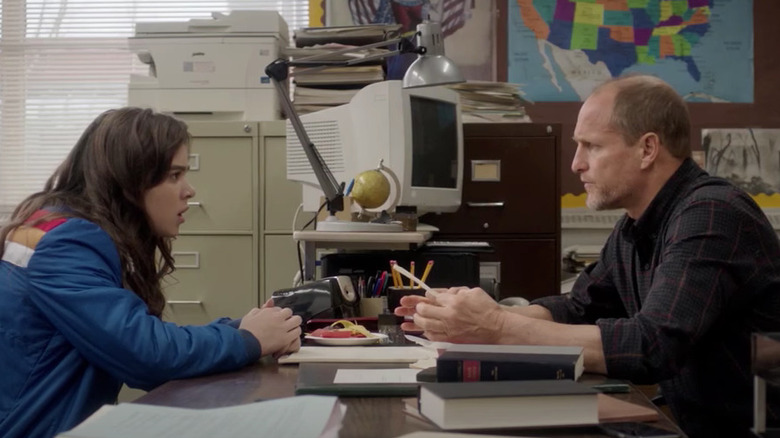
[619,158,706,257]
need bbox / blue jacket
[0,217,261,438]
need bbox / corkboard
[496,2,780,199]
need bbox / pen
[392,264,437,296]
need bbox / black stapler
[271,276,359,323]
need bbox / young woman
[0,107,302,438]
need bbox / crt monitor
[286,80,463,216]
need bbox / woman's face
[143,144,195,237]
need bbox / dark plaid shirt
[535,159,780,438]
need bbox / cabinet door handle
[172,251,200,269]
[466,202,505,208]
[187,201,202,207]
[166,300,203,305]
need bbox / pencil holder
[359,297,386,317]
[387,286,426,313]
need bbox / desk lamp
[265,21,464,232]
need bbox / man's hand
[239,306,302,357]
[396,287,507,343]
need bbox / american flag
[347,0,469,38]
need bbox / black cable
[297,200,328,283]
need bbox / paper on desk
[57,396,342,438]
[404,334,452,350]
[395,432,538,438]
[333,368,420,384]
[278,346,436,364]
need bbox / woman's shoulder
[39,216,116,249]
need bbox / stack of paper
[288,25,401,115]
[562,244,603,273]
[293,24,401,47]
[57,396,344,438]
[446,81,532,123]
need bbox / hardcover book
[436,345,584,382]
[418,380,598,430]
[295,362,420,397]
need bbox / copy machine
[128,10,288,120]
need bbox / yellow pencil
[420,260,434,285]
[390,260,401,287]
[409,261,415,288]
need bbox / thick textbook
[436,345,584,382]
[418,380,598,430]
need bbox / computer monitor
[286,80,463,216]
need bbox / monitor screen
[410,96,458,189]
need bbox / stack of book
[447,81,532,123]
[288,25,401,115]
[410,344,664,431]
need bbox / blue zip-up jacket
[0,217,261,438]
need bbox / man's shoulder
[680,175,756,209]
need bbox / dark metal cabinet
[422,123,561,301]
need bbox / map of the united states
[508,0,752,102]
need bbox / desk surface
[135,358,685,438]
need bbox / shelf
[293,229,433,251]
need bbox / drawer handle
[467,202,505,208]
[188,154,200,171]
[166,300,203,305]
[172,251,200,269]
[187,201,202,207]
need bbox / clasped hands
[239,299,302,358]
[393,286,507,343]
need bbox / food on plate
[308,320,376,339]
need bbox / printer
[128,10,288,120]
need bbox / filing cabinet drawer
[180,137,254,232]
[423,135,558,235]
[162,235,255,326]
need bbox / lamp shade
[401,21,465,88]
[403,55,465,88]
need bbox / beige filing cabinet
[161,120,313,326]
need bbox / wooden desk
[135,359,685,438]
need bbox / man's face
[571,89,643,212]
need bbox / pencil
[391,263,436,296]
[390,260,400,287]
[409,261,415,288]
[419,260,434,284]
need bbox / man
[396,75,780,437]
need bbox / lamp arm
[266,59,344,214]
[264,34,422,216]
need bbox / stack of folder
[287,25,401,115]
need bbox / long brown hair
[0,107,191,317]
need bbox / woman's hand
[239,305,302,357]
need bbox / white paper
[404,334,452,350]
[333,368,420,384]
[58,396,339,438]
